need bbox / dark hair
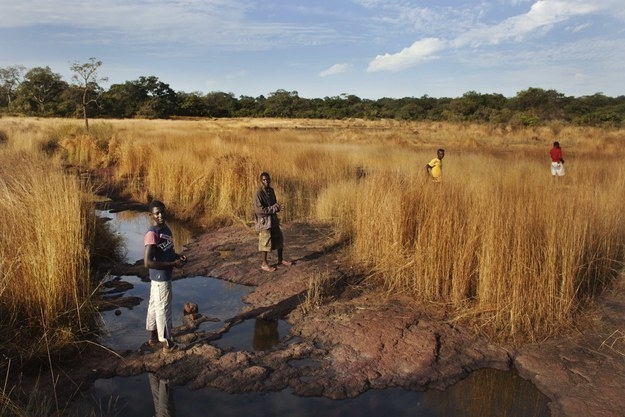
[553,141,560,147]
[437,148,445,153]
[260,172,270,180]
[149,200,166,211]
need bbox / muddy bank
[44,221,625,417]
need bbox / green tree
[70,58,108,129]
[14,66,68,115]
[509,87,566,123]
[101,76,176,119]
[448,91,507,122]
[235,95,262,117]
[100,81,143,118]
[176,91,208,117]
[135,76,177,119]
[204,91,237,117]
[0,65,26,108]
[264,89,300,117]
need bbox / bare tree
[70,58,107,129]
[0,65,26,106]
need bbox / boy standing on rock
[254,172,292,272]
[144,200,187,352]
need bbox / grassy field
[1,116,624,353]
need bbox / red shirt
[550,147,562,162]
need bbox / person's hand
[175,255,187,268]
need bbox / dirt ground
[26,217,625,417]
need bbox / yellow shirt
[428,157,443,181]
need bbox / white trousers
[146,280,173,342]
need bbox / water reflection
[74,368,550,417]
[149,374,176,417]
[212,317,290,352]
[253,318,280,351]
[425,368,550,417]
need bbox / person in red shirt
[550,141,565,177]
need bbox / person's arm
[426,163,432,176]
[254,190,281,215]
[144,244,186,269]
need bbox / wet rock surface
[45,221,625,417]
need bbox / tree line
[1,59,624,127]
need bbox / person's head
[148,200,167,225]
[260,172,271,189]
[437,149,445,160]
[553,141,560,148]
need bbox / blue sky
[1,0,624,99]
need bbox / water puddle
[89,206,551,416]
[98,275,258,350]
[71,368,550,417]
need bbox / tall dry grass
[1,116,624,342]
[323,148,625,341]
[0,149,95,360]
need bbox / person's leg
[274,227,291,266]
[148,329,158,345]
[164,281,172,341]
[259,230,275,271]
[277,249,291,266]
[153,281,173,343]
[146,281,159,344]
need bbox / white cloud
[367,0,622,73]
[319,63,350,77]
[453,1,607,47]
[367,38,445,72]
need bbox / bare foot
[261,264,277,272]
[280,260,292,266]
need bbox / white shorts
[551,162,565,176]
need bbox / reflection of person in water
[252,318,279,351]
[149,373,176,417]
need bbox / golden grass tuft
[0,149,95,360]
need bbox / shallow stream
[74,208,552,417]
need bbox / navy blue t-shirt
[144,224,176,281]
